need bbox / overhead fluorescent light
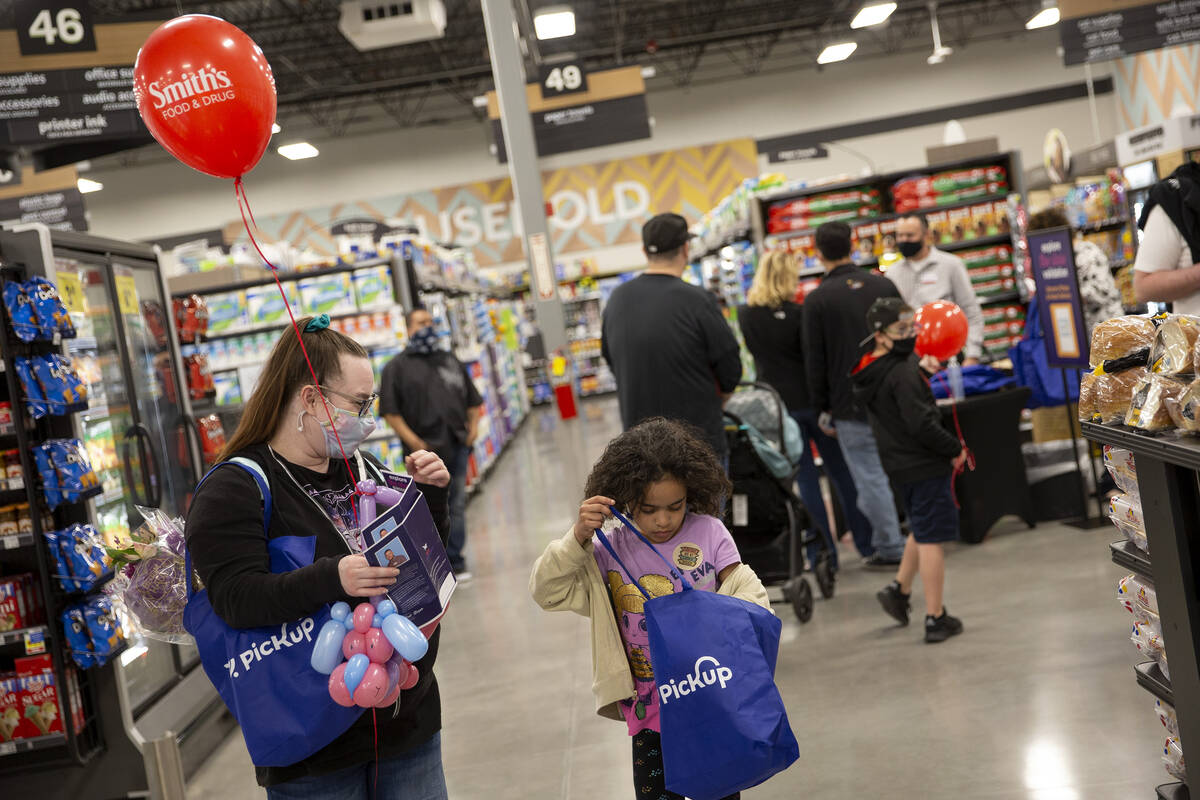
[77,178,103,193]
[817,41,857,65]
[271,122,281,134]
[533,5,575,40]
[851,2,897,28]
[1026,2,1060,29]
[278,142,319,160]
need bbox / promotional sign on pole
[1027,226,1090,369]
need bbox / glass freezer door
[53,254,181,712]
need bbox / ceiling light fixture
[278,142,319,160]
[926,2,953,65]
[851,2,897,28]
[817,41,858,65]
[1026,1,1060,29]
[533,5,575,40]
[77,178,103,193]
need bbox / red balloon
[914,301,969,361]
[134,15,276,179]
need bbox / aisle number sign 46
[16,0,97,55]
[539,63,588,99]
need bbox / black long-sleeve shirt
[185,443,450,787]
[601,273,742,455]
[737,301,811,412]
[802,263,901,422]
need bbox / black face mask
[897,240,924,259]
[889,336,917,356]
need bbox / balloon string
[233,177,362,531]
[372,707,379,800]
[929,371,976,510]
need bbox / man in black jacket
[802,221,905,566]
[852,298,967,643]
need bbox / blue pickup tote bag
[596,510,799,800]
[183,457,365,767]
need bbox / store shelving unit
[1083,421,1200,798]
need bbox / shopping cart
[723,383,837,623]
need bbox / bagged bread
[1128,373,1189,431]
[1150,316,1200,375]
[1094,367,1148,424]
[1090,316,1156,367]
[1165,378,1200,432]
[1078,372,1098,422]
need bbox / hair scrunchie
[304,314,330,333]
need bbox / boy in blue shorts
[851,298,968,643]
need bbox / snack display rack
[1082,422,1199,799]
[750,151,1029,362]
[0,225,229,798]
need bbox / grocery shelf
[941,234,1013,252]
[0,531,33,550]
[1111,540,1153,582]
[1080,217,1130,235]
[169,256,391,298]
[1135,661,1174,706]
[764,194,1011,244]
[1157,783,1189,800]
[1082,422,1200,472]
[203,309,369,343]
[0,733,66,757]
[0,624,49,648]
[979,292,1023,305]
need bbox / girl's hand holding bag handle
[183,457,371,767]
[595,509,799,800]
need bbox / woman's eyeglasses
[318,386,378,417]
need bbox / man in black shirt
[601,213,742,459]
[802,221,906,567]
[380,308,484,577]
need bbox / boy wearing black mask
[851,298,968,644]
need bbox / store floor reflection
[187,399,1166,800]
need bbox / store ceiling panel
[0,0,1046,151]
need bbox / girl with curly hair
[530,418,770,800]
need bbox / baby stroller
[723,383,837,623]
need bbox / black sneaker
[924,609,964,643]
[877,582,911,626]
[863,554,902,570]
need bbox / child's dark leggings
[632,730,741,800]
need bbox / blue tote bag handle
[592,506,694,596]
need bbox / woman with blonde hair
[738,251,873,568]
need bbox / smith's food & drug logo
[658,656,733,705]
[225,617,315,679]
[148,68,235,116]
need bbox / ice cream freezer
[0,225,234,798]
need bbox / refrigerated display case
[0,225,228,798]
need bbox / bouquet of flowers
[104,506,192,644]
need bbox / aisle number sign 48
[16,0,97,55]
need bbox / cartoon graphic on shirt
[605,570,677,719]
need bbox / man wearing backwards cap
[601,213,742,460]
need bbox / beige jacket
[529,528,772,722]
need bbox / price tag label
[15,0,97,55]
[56,270,85,314]
[0,741,15,755]
[115,274,138,315]
[2,535,19,550]
[538,62,589,99]
[24,628,46,655]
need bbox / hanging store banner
[486,66,652,162]
[0,163,87,230]
[223,138,759,268]
[1028,226,1089,368]
[0,17,158,154]
[764,144,829,164]
[1058,0,1200,66]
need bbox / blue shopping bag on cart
[596,510,799,800]
[184,458,365,767]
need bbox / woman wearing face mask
[185,315,453,798]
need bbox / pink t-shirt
[591,513,741,735]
